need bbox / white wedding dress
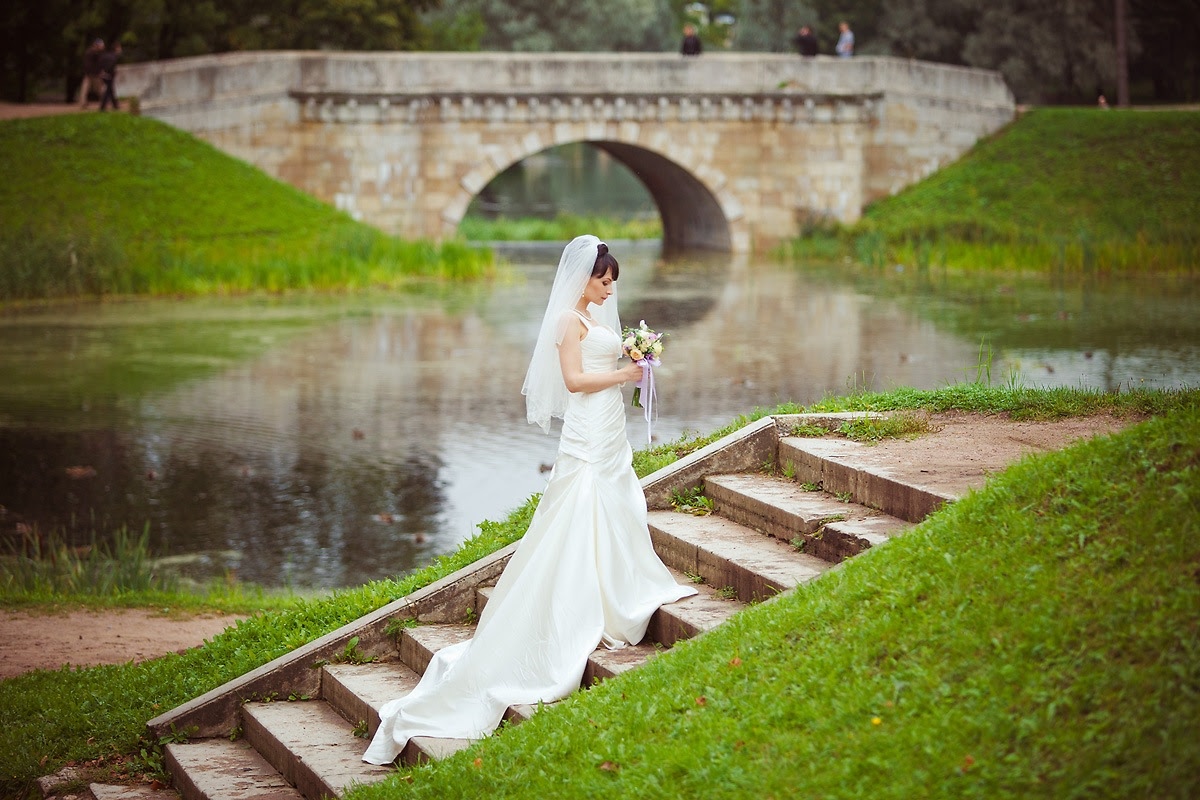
[363,314,696,765]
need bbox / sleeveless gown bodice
[363,315,695,765]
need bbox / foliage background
[2,0,1196,105]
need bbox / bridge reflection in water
[4,248,1195,590]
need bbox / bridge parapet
[124,52,1009,121]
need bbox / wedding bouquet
[621,320,665,408]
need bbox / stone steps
[152,415,949,800]
[164,739,304,800]
[648,510,835,602]
[777,435,957,523]
[241,701,388,799]
[705,472,910,561]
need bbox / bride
[362,235,696,765]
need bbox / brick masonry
[121,52,1014,252]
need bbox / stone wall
[121,53,1014,252]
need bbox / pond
[1,246,1196,589]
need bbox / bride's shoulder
[554,309,587,342]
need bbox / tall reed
[0,524,176,595]
[458,213,662,242]
[0,224,126,300]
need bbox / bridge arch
[445,135,740,253]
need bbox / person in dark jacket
[98,41,122,111]
[793,26,819,57]
[680,25,702,56]
[78,39,104,108]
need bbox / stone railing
[289,89,885,125]
[121,51,1013,129]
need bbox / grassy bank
[786,108,1200,272]
[0,115,492,302]
[1,385,1195,797]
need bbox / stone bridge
[121,52,1014,252]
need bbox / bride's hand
[618,362,644,384]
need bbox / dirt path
[0,607,247,679]
[0,101,93,119]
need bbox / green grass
[785,108,1200,272]
[2,386,1197,797]
[0,114,493,302]
[346,397,1200,800]
[458,212,662,242]
[837,411,931,442]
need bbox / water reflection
[468,143,657,222]
[1,250,1196,589]
[805,264,1200,393]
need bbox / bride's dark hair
[592,242,620,280]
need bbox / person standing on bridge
[836,21,855,58]
[98,41,122,112]
[78,39,105,109]
[793,26,819,57]
[680,24,703,56]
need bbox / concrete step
[326,658,540,729]
[89,785,180,800]
[407,735,475,764]
[474,585,493,619]
[398,624,474,676]
[321,661,420,738]
[648,509,834,602]
[705,473,910,561]
[241,700,390,799]
[778,436,957,523]
[164,739,303,800]
[647,568,745,647]
[317,660,474,766]
[477,573,740,650]
[584,640,658,685]
[401,622,664,689]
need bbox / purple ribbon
[637,357,660,444]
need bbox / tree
[420,4,487,50]
[1,0,76,101]
[1128,0,1200,102]
[462,0,675,51]
[1,0,438,103]
[290,0,436,50]
[732,0,819,53]
[872,0,1134,103]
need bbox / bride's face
[583,268,616,307]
